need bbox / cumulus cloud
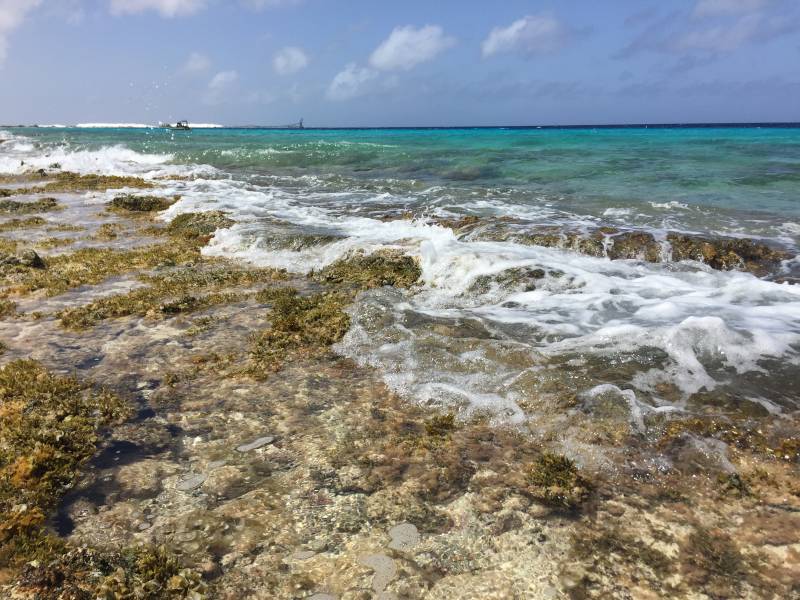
[369,25,455,71]
[273,46,308,75]
[326,63,377,101]
[183,51,211,73]
[693,0,769,18]
[0,0,42,65]
[482,14,571,58]
[109,0,207,17]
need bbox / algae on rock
[165,211,234,241]
[0,360,129,557]
[109,194,179,213]
[0,197,60,214]
[249,288,351,375]
[313,249,421,290]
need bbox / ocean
[3,125,799,424]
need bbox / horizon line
[4,121,800,130]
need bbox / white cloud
[0,0,42,65]
[204,69,239,104]
[693,0,769,18]
[183,51,211,73]
[242,0,301,9]
[109,0,207,18]
[326,63,377,101]
[273,46,308,75]
[209,70,238,89]
[369,25,455,71]
[676,13,788,52]
[482,14,570,58]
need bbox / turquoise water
[16,126,800,208]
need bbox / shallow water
[2,126,800,424]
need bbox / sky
[1,0,799,126]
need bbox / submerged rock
[359,553,397,594]
[387,522,420,552]
[176,473,207,491]
[0,248,45,270]
[109,194,178,212]
[235,435,275,452]
[166,211,235,240]
[0,197,60,213]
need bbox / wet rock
[109,194,178,213]
[115,458,175,498]
[166,211,234,240]
[470,266,546,294]
[176,473,207,491]
[433,214,482,232]
[667,233,790,274]
[0,248,46,270]
[387,522,420,552]
[313,249,421,290]
[235,435,275,452]
[666,435,736,476]
[607,231,662,262]
[201,466,245,498]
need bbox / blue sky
[1,0,799,126]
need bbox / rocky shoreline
[0,170,798,599]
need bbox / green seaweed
[2,241,202,297]
[681,527,745,597]
[165,211,234,241]
[526,452,592,509]
[0,298,17,317]
[38,172,153,193]
[0,360,129,561]
[249,288,351,375]
[58,264,286,329]
[0,217,47,231]
[15,543,206,599]
[0,197,60,214]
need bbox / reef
[109,194,179,213]
[0,197,60,214]
[165,211,235,241]
[0,171,796,599]
[312,249,422,290]
[467,219,791,275]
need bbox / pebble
[387,522,419,552]
[308,595,337,600]
[291,550,316,560]
[359,554,396,593]
[137,522,151,531]
[176,473,206,491]
[236,435,275,453]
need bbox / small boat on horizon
[161,120,191,131]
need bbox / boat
[161,120,191,131]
